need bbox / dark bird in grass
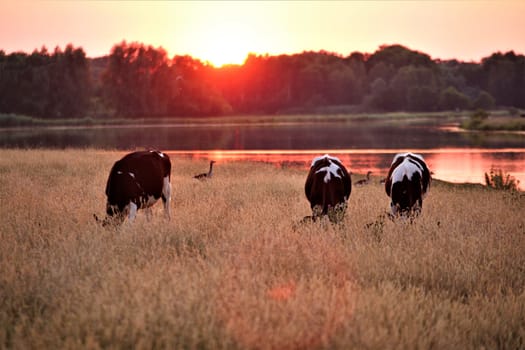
[194,160,216,179]
[355,171,372,186]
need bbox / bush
[484,167,520,191]
[462,109,489,129]
[507,107,519,116]
[471,108,489,120]
[439,86,471,111]
[473,91,495,110]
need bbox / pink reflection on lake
[169,148,525,190]
[425,150,524,189]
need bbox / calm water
[173,148,525,190]
[1,120,524,188]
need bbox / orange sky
[1,0,524,66]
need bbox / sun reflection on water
[168,148,525,190]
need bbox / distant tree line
[1,42,524,118]
[0,45,90,118]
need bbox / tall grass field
[1,149,524,349]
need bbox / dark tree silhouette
[1,43,523,119]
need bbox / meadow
[0,149,524,349]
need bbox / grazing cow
[96,150,172,226]
[304,154,352,223]
[385,152,431,217]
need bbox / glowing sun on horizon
[194,23,253,67]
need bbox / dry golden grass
[0,149,524,349]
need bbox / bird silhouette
[355,171,372,186]
[194,160,216,179]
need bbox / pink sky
[1,1,524,66]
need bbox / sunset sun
[201,26,251,67]
[171,9,257,68]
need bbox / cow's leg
[328,201,347,223]
[312,205,323,220]
[162,176,171,220]
[412,202,422,217]
[390,202,398,216]
[128,202,138,222]
[145,207,153,221]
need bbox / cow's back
[305,155,351,219]
[385,152,430,216]
[105,151,171,206]
[390,171,423,210]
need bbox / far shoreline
[2,109,524,131]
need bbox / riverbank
[1,149,524,349]
[461,115,525,131]
[0,111,463,129]
[4,110,525,135]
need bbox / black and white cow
[96,150,172,226]
[305,154,352,223]
[385,152,431,217]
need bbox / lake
[1,119,524,189]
